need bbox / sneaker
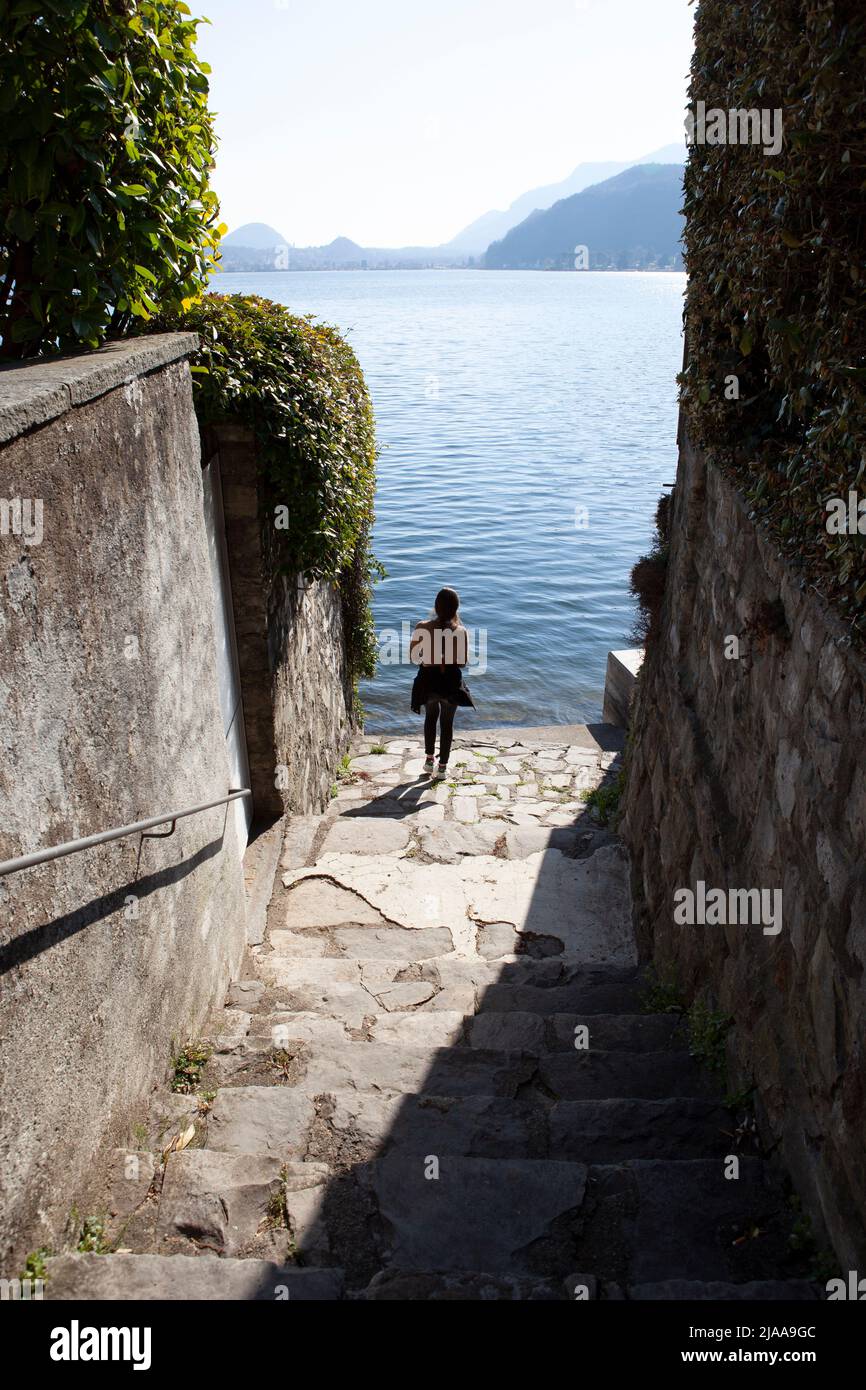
[423,756,435,774]
[432,762,448,782]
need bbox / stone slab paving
[53,727,821,1301]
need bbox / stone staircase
[45,728,820,1301]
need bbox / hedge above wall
[150,293,380,687]
[0,0,221,357]
[681,0,866,641]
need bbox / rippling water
[219,270,685,730]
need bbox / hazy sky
[197,0,694,248]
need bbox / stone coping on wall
[0,332,199,444]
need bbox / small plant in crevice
[21,1249,50,1284]
[336,753,357,780]
[131,1121,149,1149]
[266,1177,289,1231]
[639,967,687,1017]
[75,1216,110,1255]
[262,1171,300,1263]
[580,770,625,827]
[687,999,733,1076]
[722,1095,762,1156]
[787,1196,839,1284]
[724,1080,756,1114]
[170,1041,212,1094]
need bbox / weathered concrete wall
[0,338,248,1267]
[621,428,866,1271]
[211,423,354,819]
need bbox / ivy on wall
[681,0,866,640]
[151,292,381,690]
[0,0,222,357]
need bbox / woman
[410,587,475,779]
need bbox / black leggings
[424,698,457,764]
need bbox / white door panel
[201,457,252,851]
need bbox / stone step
[548,1099,731,1162]
[359,1270,821,1301]
[384,1095,730,1163]
[535,1051,716,1101]
[243,1008,683,1054]
[153,1151,331,1262]
[359,1155,588,1277]
[248,1008,469,1050]
[207,1086,317,1158]
[269,923,457,962]
[205,1084,731,1167]
[152,1146,799,1289]
[359,1268,570,1300]
[245,958,646,1022]
[472,1011,684,1054]
[339,1156,797,1286]
[208,1038,537,1098]
[627,1279,821,1301]
[576,1159,793,1286]
[479,968,646,1015]
[44,1252,343,1300]
[208,1033,711,1103]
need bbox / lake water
[219,270,685,731]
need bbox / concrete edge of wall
[0,333,200,444]
[603,648,645,727]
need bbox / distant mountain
[324,236,365,259]
[447,142,686,253]
[221,222,287,249]
[216,144,687,274]
[484,164,685,271]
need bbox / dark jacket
[411,664,475,714]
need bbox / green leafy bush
[681,0,866,640]
[0,0,221,357]
[152,293,381,686]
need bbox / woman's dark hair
[433,587,460,627]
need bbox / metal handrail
[0,789,252,879]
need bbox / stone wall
[210,423,354,819]
[620,428,866,1271]
[0,338,248,1267]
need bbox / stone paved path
[46,727,820,1300]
